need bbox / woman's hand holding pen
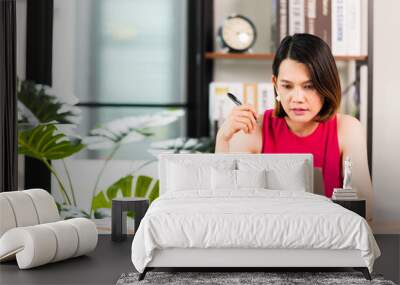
[217,104,258,142]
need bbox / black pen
[227,92,242,106]
[227,92,258,122]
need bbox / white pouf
[0,189,98,269]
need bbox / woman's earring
[274,86,281,102]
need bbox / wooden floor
[0,235,135,285]
[0,235,398,285]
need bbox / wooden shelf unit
[205,52,368,62]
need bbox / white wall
[372,0,400,222]
[16,0,26,80]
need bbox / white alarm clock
[218,14,257,52]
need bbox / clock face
[221,16,256,52]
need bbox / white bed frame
[138,154,371,281]
[148,248,366,268]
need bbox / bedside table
[332,199,366,218]
[111,197,149,242]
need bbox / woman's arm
[215,104,261,153]
[215,126,262,153]
[338,114,373,221]
[215,132,231,152]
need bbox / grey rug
[116,271,396,285]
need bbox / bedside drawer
[332,199,366,218]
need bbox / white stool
[0,189,98,269]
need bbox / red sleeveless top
[261,109,342,197]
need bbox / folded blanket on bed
[131,190,380,273]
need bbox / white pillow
[211,168,236,190]
[265,162,307,191]
[167,161,211,191]
[211,169,267,190]
[238,159,309,191]
[236,169,267,189]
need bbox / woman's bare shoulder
[337,113,366,151]
[337,113,363,134]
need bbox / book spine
[289,0,305,35]
[332,0,346,55]
[305,0,316,35]
[333,193,358,196]
[332,197,359,200]
[315,0,331,47]
[271,0,279,51]
[243,83,259,114]
[257,83,275,114]
[277,0,289,43]
[345,0,361,55]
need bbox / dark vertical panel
[201,0,214,137]
[186,0,213,137]
[0,0,18,192]
[367,0,373,176]
[186,0,196,137]
[24,0,53,191]
[26,0,53,85]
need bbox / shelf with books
[204,0,372,173]
[205,52,368,62]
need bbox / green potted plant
[17,80,215,225]
[83,110,185,218]
[17,79,189,221]
[17,80,88,216]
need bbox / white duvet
[131,190,380,273]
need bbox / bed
[131,154,380,281]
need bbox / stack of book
[332,188,358,200]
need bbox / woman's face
[272,59,324,123]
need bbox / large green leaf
[106,175,133,201]
[18,80,76,125]
[56,202,91,219]
[91,175,160,218]
[91,191,111,210]
[149,137,215,155]
[148,180,159,203]
[92,174,134,215]
[83,110,184,150]
[134,175,153,197]
[18,125,84,160]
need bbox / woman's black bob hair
[272,33,341,121]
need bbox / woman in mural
[215,33,373,221]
